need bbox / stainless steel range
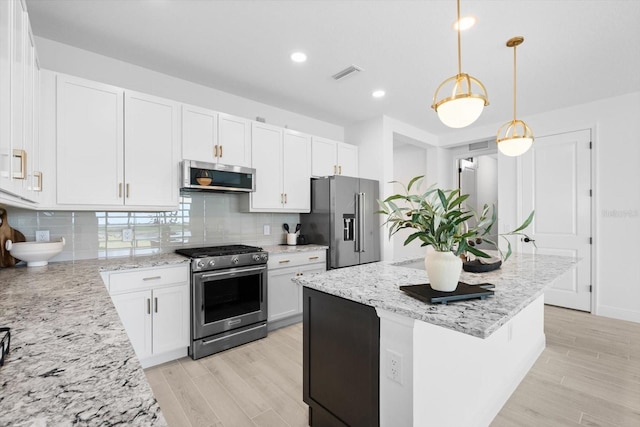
[176,244,268,360]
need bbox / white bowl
[5,238,65,267]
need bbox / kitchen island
[0,254,189,426]
[293,252,579,427]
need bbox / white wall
[346,116,440,262]
[392,143,428,260]
[34,37,344,141]
[439,92,640,323]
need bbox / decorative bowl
[5,238,65,267]
[196,177,212,186]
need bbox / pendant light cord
[456,0,462,75]
[513,44,517,121]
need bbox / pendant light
[432,0,488,128]
[496,36,534,156]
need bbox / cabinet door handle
[308,256,319,260]
[33,171,42,192]
[118,183,123,198]
[142,276,161,281]
[284,193,287,204]
[214,145,218,157]
[12,149,26,179]
[126,183,130,198]
[219,145,223,158]
[333,165,337,175]
[154,297,158,313]
[146,298,151,314]
[279,260,290,264]
[338,165,342,175]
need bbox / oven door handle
[199,265,266,279]
[201,324,267,346]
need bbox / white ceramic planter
[424,250,462,292]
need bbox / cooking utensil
[295,223,301,234]
[283,223,290,233]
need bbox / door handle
[154,297,158,313]
[523,237,535,243]
[146,298,151,314]
[12,149,27,179]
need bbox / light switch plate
[263,225,271,235]
[35,230,50,242]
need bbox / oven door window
[203,275,262,324]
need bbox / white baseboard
[596,304,640,323]
[140,347,189,369]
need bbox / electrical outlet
[386,349,403,385]
[35,230,50,242]
[122,229,134,242]
[263,224,271,235]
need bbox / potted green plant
[378,175,534,292]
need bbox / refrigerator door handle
[354,193,361,253]
[357,192,366,253]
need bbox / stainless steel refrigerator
[300,176,381,269]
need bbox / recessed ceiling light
[290,52,307,63]
[372,90,386,98]
[453,16,476,31]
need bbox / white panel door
[124,91,178,208]
[218,113,251,167]
[337,142,359,177]
[56,75,124,205]
[181,104,218,162]
[251,122,283,209]
[521,129,592,311]
[283,131,311,211]
[152,284,189,355]
[0,0,13,192]
[311,136,337,177]
[111,290,153,360]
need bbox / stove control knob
[208,260,216,267]
[231,256,239,264]
[261,253,268,261]
[252,254,261,262]
[197,260,206,269]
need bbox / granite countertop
[0,253,188,426]
[293,252,579,339]
[0,245,324,425]
[262,244,328,255]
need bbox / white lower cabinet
[103,264,189,368]
[267,250,326,330]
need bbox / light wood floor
[145,306,640,427]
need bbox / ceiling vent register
[332,65,364,81]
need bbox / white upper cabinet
[56,75,179,210]
[57,75,124,206]
[282,131,311,211]
[124,91,179,208]
[311,136,358,177]
[181,106,251,167]
[0,0,13,193]
[250,122,283,210]
[336,141,358,177]
[246,123,311,212]
[217,113,251,167]
[0,0,40,205]
[181,104,218,162]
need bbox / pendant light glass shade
[497,119,533,156]
[497,36,533,157]
[432,0,488,128]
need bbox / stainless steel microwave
[181,160,256,193]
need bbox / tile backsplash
[3,192,300,263]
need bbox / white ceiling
[26,0,640,136]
